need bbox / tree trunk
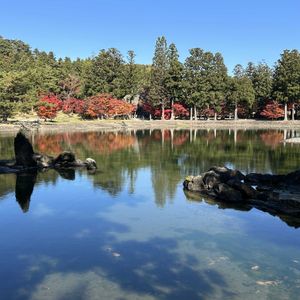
[291,103,295,121]
[170,99,174,120]
[214,112,217,121]
[234,129,237,144]
[194,105,197,121]
[284,103,288,121]
[234,103,238,120]
[149,113,152,121]
[190,107,193,121]
[161,103,165,120]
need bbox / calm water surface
[0,129,300,300]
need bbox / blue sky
[1,0,299,72]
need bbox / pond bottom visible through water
[0,129,300,300]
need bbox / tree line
[0,35,299,121]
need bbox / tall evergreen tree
[209,52,228,120]
[85,48,125,98]
[246,62,273,113]
[273,50,300,120]
[123,50,139,100]
[184,48,217,120]
[149,36,169,120]
[227,66,255,120]
[165,43,184,119]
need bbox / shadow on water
[14,169,76,213]
[11,169,300,229]
[184,190,300,229]
[15,171,37,212]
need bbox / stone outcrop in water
[14,132,37,168]
[183,166,300,219]
[0,131,97,174]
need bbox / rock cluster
[184,166,300,218]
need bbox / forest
[0,35,300,122]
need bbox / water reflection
[1,128,300,228]
[184,190,300,229]
[1,129,300,299]
[15,172,37,212]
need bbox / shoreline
[1,119,300,134]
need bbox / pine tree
[184,48,215,120]
[246,62,273,113]
[273,50,300,120]
[149,36,169,120]
[226,66,255,120]
[208,52,228,120]
[165,43,184,119]
[85,48,125,98]
[123,50,139,100]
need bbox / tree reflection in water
[0,128,300,227]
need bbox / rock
[183,175,205,192]
[226,179,257,198]
[183,166,300,224]
[214,183,244,202]
[203,171,221,189]
[85,158,97,170]
[209,166,245,182]
[284,170,300,185]
[53,151,76,166]
[14,131,37,168]
[245,173,284,185]
[34,154,54,168]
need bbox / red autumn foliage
[260,101,284,120]
[35,134,64,155]
[201,107,215,118]
[62,98,85,115]
[37,95,62,121]
[35,132,135,156]
[173,103,189,118]
[260,131,284,149]
[141,102,155,116]
[152,103,189,119]
[82,94,135,119]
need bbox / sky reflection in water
[0,129,300,300]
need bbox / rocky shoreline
[183,166,300,227]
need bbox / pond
[0,129,300,300]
